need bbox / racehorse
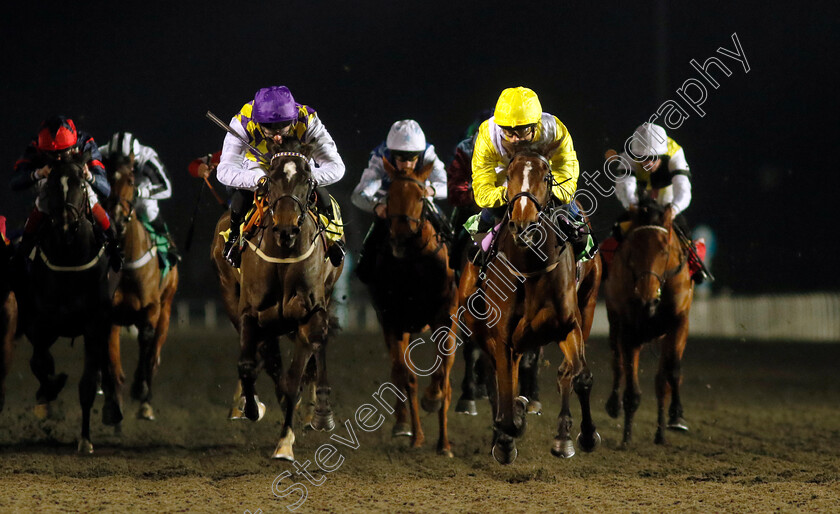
[455,206,602,417]
[105,158,179,421]
[364,157,458,457]
[603,195,693,445]
[457,139,601,464]
[211,138,343,460]
[0,236,17,413]
[14,152,121,453]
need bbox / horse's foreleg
[656,314,690,444]
[259,335,284,417]
[622,343,643,445]
[421,319,456,457]
[0,294,16,413]
[392,332,424,448]
[137,274,177,421]
[555,322,600,457]
[30,336,65,417]
[309,334,335,433]
[490,343,524,465]
[605,311,624,419]
[272,332,313,461]
[77,333,102,454]
[238,314,262,422]
[519,348,542,415]
[455,338,481,415]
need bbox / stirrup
[224,235,241,268]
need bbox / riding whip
[205,111,267,161]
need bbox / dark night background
[1,1,836,297]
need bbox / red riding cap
[37,116,78,151]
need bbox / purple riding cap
[252,86,299,124]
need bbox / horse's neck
[123,217,152,260]
[41,221,100,262]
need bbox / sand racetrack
[1,325,838,512]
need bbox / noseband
[387,175,428,237]
[626,225,686,287]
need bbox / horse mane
[632,190,668,227]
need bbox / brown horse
[457,140,601,464]
[106,160,179,421]
[211,139,343,460]
[604,196,693,445]
[0,239,17,413]
[364,157,458,456]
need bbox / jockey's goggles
[42,148,77,161]
[262,121,294,137]
[499,124,536,141]
[392,151,421,162]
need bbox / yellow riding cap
[493,87,542,127]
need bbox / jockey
[471,87,591,259]
[100,132,181,265]
[352,119,448,283]
[216,86,346,268]
[11,115,122,270]
[604,122,708,283]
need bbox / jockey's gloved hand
[255,176,270,197]
[136,183,152,198]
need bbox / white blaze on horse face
[60,176,70,202]
[519,161,533,211]
[283,161,297,181]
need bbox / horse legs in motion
[0,289,16,413]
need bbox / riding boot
[149,215,181,266]
[355,219,387,284]
[224,215,243,268]
[688,238,708,284]
[224,189,250,268]
[315,186,345,267]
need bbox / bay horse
[14,152,122,453]
[0,238,17,413]
[211,138,343,460]
[105,158,179,421]
[603,195,693,445]
[365,156,458,456]
[457,140,601,464]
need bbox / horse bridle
[387,175,429,238]
[625,225,687,287]
[265,152,317,231]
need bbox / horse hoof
[33,403,50,420]
[102,402,123,426]
[654,431,666,445]
[77,438,94,454]
[137,402,156,421]
[244,396,266,422]
[605,394,622,419]
[551,438,576,459]
[437,447,454,458]
[526,400,542,415]
[667,417,689,431]
[577,431,601,453]
[421,395,442,413]
[392,423,413,438]
[492,441,518,465]
[309,410,335,432]
[271,430,296,461]
[454,398,477,416]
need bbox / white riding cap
[386,119,426,152]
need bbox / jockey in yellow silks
[468,87,593,260]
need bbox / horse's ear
[663,204,674,229]
[542,139,563,160]
[382,156,396,178]
[416,161,434,182]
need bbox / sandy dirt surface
[1,325,838,513]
